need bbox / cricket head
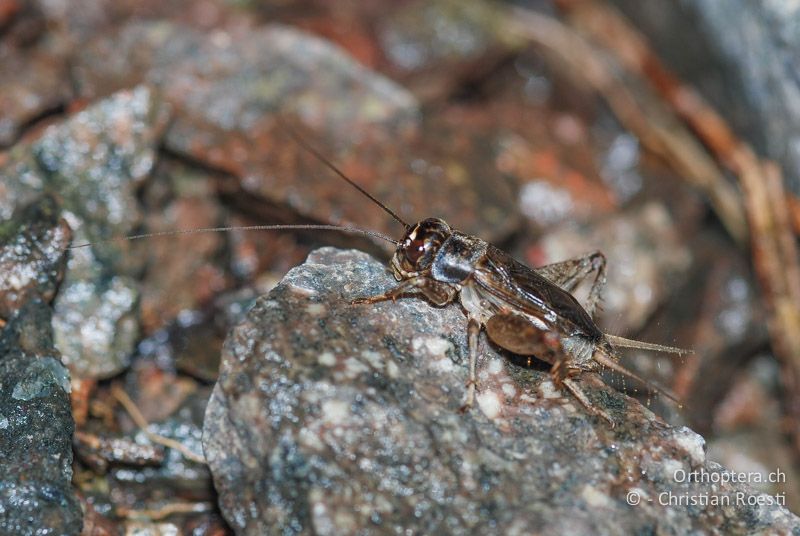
[391,218,452,278]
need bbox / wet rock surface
[0,200,81,535]
[203,248,799,535]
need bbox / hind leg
[548,341,614,425]
[560,374,614,426]
[535,252,606,317]
[485,313,614,424]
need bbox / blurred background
[2,0,800,532]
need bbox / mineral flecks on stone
[203,248,800,534]
[0,196,70,319]
[0,85,168,378]
[30,85,167,261]
[73,22,420,141]
[0,198,80,535]
[69,21,519,243]
[0,301,81,536]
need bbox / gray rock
[0,196,70,319]
[30,85,167,265]
[72,21,420,141]
[0,205,81,534]
[0,86,169,379]
[203,247,800,535]
[379,0,507,72]
[0,301,81,536]
[611,0,800,194]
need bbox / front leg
[352,276,458,306]
[460,317,481,412]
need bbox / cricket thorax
[430,232,488,284]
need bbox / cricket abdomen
[562,334,602,368]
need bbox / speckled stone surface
[69,21,521,244]
[0,196,70,320]
[73,22,420,141]
[0,199,81,535]
[1,86,169,378]
[203,248,800,535]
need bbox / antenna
[276,118,409,228]
[68,224,399,249]
[69,119,408,251]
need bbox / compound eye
[406,236,427,265]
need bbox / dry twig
[116,501,214,521]
[503,5,747,243]
[507,0,800,448]
[111,385,206,465]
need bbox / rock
[30,85,167,263]
[73,21,420,139]
[375,0,515,101]
[0,46,70,147]
[0,196,71,319]
[203,247,799,534]
[72,20,520,241]
[111,379,210,498]
[379,0,507,71]
[0,207,81,535]
[72,21,431,238]
[530,202,691,334]
[0,85,169,378]
[46,86,167,378]
[51,255,140,379]
[611,0,800,194]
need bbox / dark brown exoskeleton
[351,217,687,424]
[72,122,688,425]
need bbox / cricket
[72,119,689,426]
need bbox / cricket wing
[474,245,603,340]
